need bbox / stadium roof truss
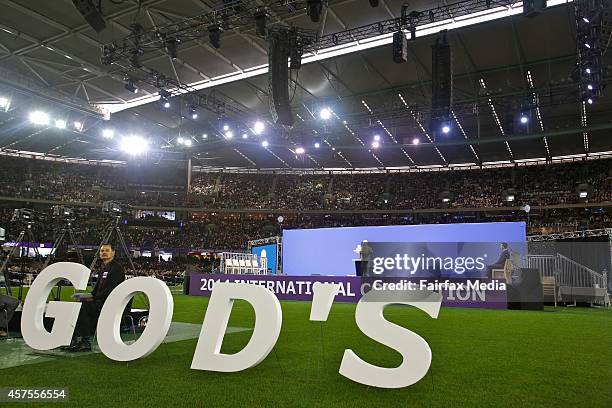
[0,0,611,169]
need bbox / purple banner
[190,274,507,309]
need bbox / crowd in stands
[0,155,610,278]
[0,155,609,210]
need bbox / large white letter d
[191,282,282,372]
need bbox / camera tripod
[0,223,39,299]
[45,221,84,301]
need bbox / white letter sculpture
[97,277,173,361]
[339,291,442,388]
[191,282,282,372]
[21,262,90,350]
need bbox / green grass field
[1,290,611,407]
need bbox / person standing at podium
[65,242,125,352]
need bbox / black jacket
[92,260,125,305]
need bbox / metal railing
[526,254,608,289]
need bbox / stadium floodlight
[163,101,170,108]
[202,133,208,139]
[165,37,180,59]
[253,121,265,134]
[73,121,84,131]
[223,124,230,131]
[120,135,147,155]
[442,124,451,134]
[0,97,9,109]
[125,80,138,94]
[262,140,269,147]
[412,138,420,145]
[225,131,233,139]
[374,134,381,142]
[55,119,67,129]
[319,107,332,120]
[585,67,592,74]
[371,141,380,149]
[242,133,248,139]
[314,142,320,148]
[587,84,594,90]
[208,24,222,49]
[190,106,198,119]
[587,98,594,105]
[184,139,192,147]
[295,147,305,154]
[520,114,529,124]
[177,137,184,144]
[102,129,114,139]
[29,111,49,125]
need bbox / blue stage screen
[251,243,277,275]
[282,222,526,276]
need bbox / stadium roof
[0,0,611,169]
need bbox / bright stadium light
[371,141,380,149]
[262,140,269,147]
[319,107,332,120]
[225,131,233,139]
[374,134,381,142]
[242,133,248,139]
[520,115,529,124]
[412,138,420,145]
[120,135,147,155]
[253,121,265,134]
[0,97,9,109]
[55,119,67,129]
[29,111,49,125]
[295,147,305,154]
[223,124,230,131]
[73,121,83,131]
[442,124,451,134]
[202,133,208,139]
[177,137,184,144]
[102,129,114,139]
[184,139,192,147]
[314,142,320,148]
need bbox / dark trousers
[74,301,102,337]
[0,294,19,329]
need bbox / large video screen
[251,243,277,275]
[282,222,526,276]
[127,156,188,188]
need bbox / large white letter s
[339,291,442,388]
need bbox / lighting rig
[296,77,606,132]
[101,0,519,67]
[574,0,612,105]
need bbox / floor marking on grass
[0,322,252,370]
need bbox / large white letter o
[96,277,173,361]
